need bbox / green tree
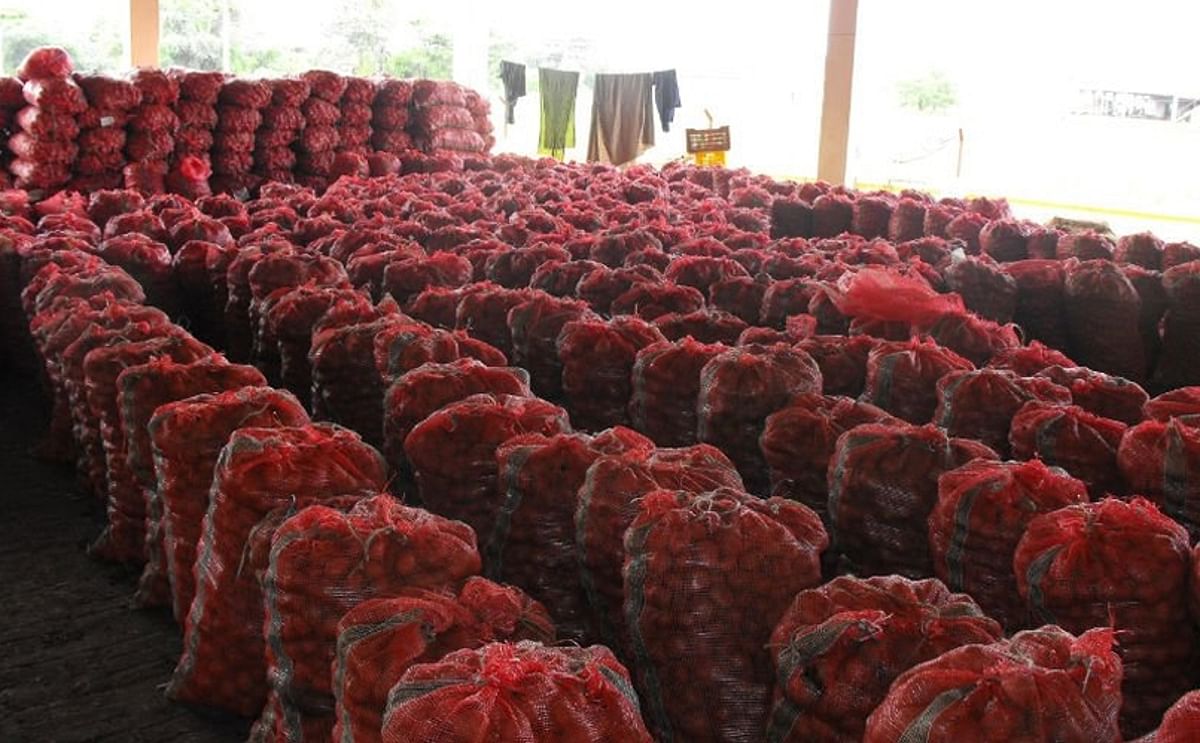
[897,71,957,113]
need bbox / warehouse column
[129,0,160,68]
[817,0,858,185]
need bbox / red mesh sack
[988,340,1075,377]
[528,258,603,297]
[577,264,662,314]
[663,255,750,295]
[921,203,958,238]
[333,580,555,743]
[371,128,413,154]
[761,394,897,525]
[625,487,828,742]
[630,337,728,446]
[1122,264,1167,372]
[1058,230,1116,261]
[10,158,71,189]
[507,294,597,400]
[1037,364,1148,425]
[576,445,743,655]
[370,320,456,381]
[380,641,650,743]
[129,102,180,132]
[85,333,211,562]
[1115,232,1163,269]
[924,311,1021,367]
[301,96,340,127]
[217,79,271,110]
[863,626,1123,743]
[980,218,1032,262]
[267,286,370,400]
[383,358,530,483]
[261,495,482,741]
[404,393,570,540]
[310,314,407,446]
[709,275,768,325]
[119,357,267,606]
[610,282,705,321]
[148,386,308,621]
[1155,261,1200,389]
[1014,497,1193,736]
[1117,417,1200,540]
[404,284,481,330]
[1010,401,1127,498]
[17,46,73,81]
[653,308,747,345]
[490,428,651,643]
[796,334,876,398]
[484,244,570,289]
[177,70,225,104]
[934,368,1072,456]
[944,255,1018,323]
[887,197,926,243]
[930,458,1088,630]
[1163,241,1200,270]
[850,195,893,239]
[557,316,666,430]
[697,344,823,493]
[811,193,853,238]
[8,132,77,163]
[380,252,471,307]
[299,70,345,103]
[17,105,82,139]
[767,575,1002,742]
[168,424,387,716]
[1141,691,1200,743]
[944,211,988,254]
[861,338,974,424]
[1144,386,1200,421]
[172,240,236,347]
[1004,259,1070,349]
[828,421,998,577]
[259,104,304,132]
[1065,259,1146,380]
[96,232,175,311]
[22,77,87,114]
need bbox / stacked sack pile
[332,76,373,177]
[295,70,343,190]
[409,80,488,158]
[253,77,309,184]
[73,74,140,192]
[0,76,24,185]
[123,69,180,194]
[169,68,224,195]
[370,79,412,162]
[213,78,271,194]
[9,47,86,192]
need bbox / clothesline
[500,60,682,165]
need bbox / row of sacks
[9,219,668,742]
[0,46,496,196]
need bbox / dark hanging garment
[587,72,655,166]
[499,60,526,124]
[652,69,682,132]
[538,68,579,160]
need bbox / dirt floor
[0,374,247,743]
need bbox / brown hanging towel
[587,72,655,166]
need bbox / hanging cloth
[499,60,526,125]
[652,69,682,132]
[587,72,655,166]
[538,68,579,160]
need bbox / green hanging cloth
[538,68,579,160]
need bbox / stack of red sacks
[10,47,86,192]
[295,70,344,190]
[464,87,495,153]
[333,76,374,177]
[254,77,309,183]
[213,78,271,194]
[73,75,141,191]
[370,79,413,159]
[124,69,181,194]
[169,69,224,196]
[0,77,24,186]
[409,80,488,157]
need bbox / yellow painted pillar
[129,0,159,68]
[817,0,858,185]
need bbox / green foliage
[897,71,958,113]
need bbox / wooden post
[817,0,858,185]
[129,0,159,68]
